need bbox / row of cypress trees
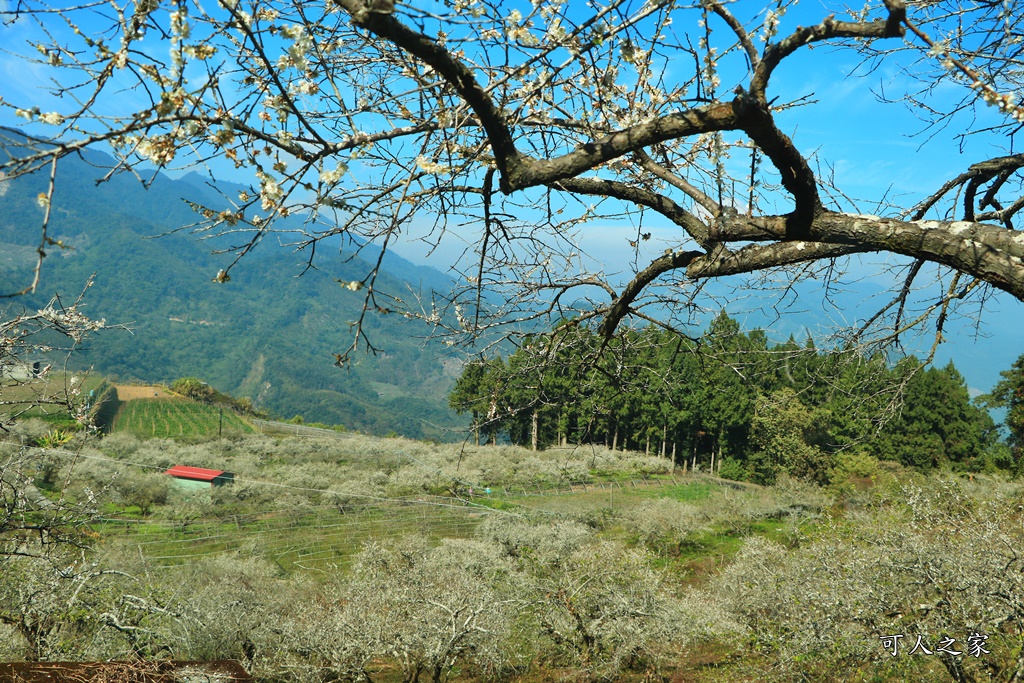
[450,313,1012,483]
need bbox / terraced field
[111,397,254,438]
[95,477,725,574]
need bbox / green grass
[1,372,107,429]
[639,481,716,502]
[111,397,255,438]
[83,432,820,585]
[486,479,807,586]
[487,478,719,518]
[93,476,724,575]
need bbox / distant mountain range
[2,126,1019,440]
[0,128,468,439]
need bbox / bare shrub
[99,433,141,459]
[174,554,287,661]
[6,419,55,446]
[477,516,594,564]
[713,479,1024,682]
[623,498,709,554]
[342,537,521,683]
[0,551,122,660]
[524,539,695,681]
[385,463,446,497]
[263,587,375,683]
[111,470,170,514]
[88,552,291,663]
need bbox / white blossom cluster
[760,4,787,43]
[927,38,1024,123]
[33,305,105,343]
[258,172,284,210]
[971,80,1024,122]
[278,24,313,71]
[415,155,451,174]
[182,43,217,59]
[319,164,347,184]
[15,109,63,125]
[135,135,177,165]
[504,9,538,45]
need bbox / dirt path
[114,385,172,400]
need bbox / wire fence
[26,435,724,574]
[251,418,351,439]
[95,476,701,573]
[98,497,487,573]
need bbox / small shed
[165,465,235,489]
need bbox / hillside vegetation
[2,426,1022,683]
[0,130,464,438]
[452,313,1014,482]
[0,372,111,432]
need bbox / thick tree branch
[336,2,738,193]
[737,9,904,234]
[704,1,759,69]
[554,176,712,246]
[599,240,862,337]
[733,91,820,233]
[751,12,906,95]
[598,249,703,338]
[7,0,1024,359]
[964,154,1024,221]
[712,211,1024,299]
[978,196,1024,228]
[794,213,1024,301]
[633,149,720,214]
[523,102,739,190]
[334,0,524,191]
[687,240,864,279]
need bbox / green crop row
[111,398,254,438]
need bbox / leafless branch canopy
[2,0,1023,355]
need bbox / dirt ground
[114,385,172,400]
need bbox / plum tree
[0,0,1021,360]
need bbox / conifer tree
[982,354,1024,465]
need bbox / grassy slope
[88,429,791,583]
[1,373,108,429]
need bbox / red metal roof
[165,465,225,481]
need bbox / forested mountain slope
[0,129,464,438]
